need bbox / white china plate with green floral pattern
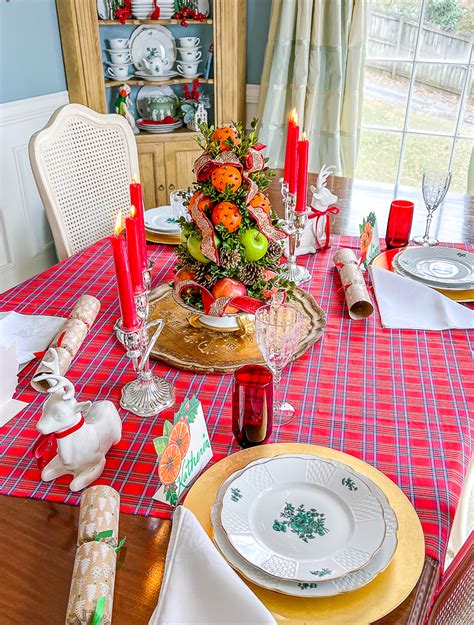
[212,455,398,597]
[220,455,386,583]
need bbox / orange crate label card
[152,395,213,506]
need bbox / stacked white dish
[176,37,202,78]
[156,0,176,19]
[392,247,474,291]
[104,38,133,80]
[210,454,399,598]
[144,206,180,234]
[131,0,156,19]
[137,118,183,133]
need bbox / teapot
[141,52,171,76]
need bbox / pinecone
[194,263,218,290]
[267,240,283,263]
[219,248,241,270]
[238,263,265,286]
[175,244,191,268]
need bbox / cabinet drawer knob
[169,184,176,191]
[158,184,165,191]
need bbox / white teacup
[178,48,202,61]
[107,64,130,79]
[177,62,201,76]
[107,49,131,64]
[108,38,129,50]
[178,36,200,48]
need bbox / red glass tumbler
[232,365,273,448]
[386,199,414,249]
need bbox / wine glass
[412,170,452,246]
[254,303,303,425]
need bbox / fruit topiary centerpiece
[173,120,295,330]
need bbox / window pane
[399,134,452,187]
[362,62,412,130]
[450,138,474,193]
[407,64,466,134]
[459,70,473,138]
[367,1,421,60]
[355,130,402,184]
[419,4,472,63]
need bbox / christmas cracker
[334,248,374,320]
[78,486,120,547]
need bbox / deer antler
[316,165,334,193]
[33,348,75,400]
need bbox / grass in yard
[356,94,473,193]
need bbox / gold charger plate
[146,229,181,245]
[185,443,425,625]
[148,284,326,374]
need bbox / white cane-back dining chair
[29,103,139,260]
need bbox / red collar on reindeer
[190,148,287,264]
[32,415,85,464]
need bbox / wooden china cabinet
[55,0,246,208]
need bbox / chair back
[29,103,139,260]
[427,531,473,624]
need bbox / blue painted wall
[247,0,272,84]
[0,0,270,104]
[0,0,66,104]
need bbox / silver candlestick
[280,182,311,285]
[115,260,154,344]
[120,319,174,417]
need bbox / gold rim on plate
[184,443,425,625]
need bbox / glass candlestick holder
[280,198,311,285]
[119,319,175,417]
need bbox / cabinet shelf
[105,77,214,88]
[137,127,200,141]
[98,19,213,26]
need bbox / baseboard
[0,91,69,127]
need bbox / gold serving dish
[148,284,326,374]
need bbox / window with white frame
[355,0,473,193]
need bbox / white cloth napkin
[0,311,66,370]
[149,506,276,625]
[0,343,28,426]
[369,265,474,330]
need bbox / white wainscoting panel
[246,84,260,129]
[0,91,69,293]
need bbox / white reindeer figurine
[33,348,122,492]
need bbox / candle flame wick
[130,204,136,218]
[114,211,124,235]
[290,108,298,125]
[302,131,307,140]
[132,174,139,184]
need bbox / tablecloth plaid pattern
[0,236,472,564]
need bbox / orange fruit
[249,192,271,215]
[158,443,182,485]
[211,165,242,193]
[169,421,191,458]
[212,201,242,233]
[212,126,240,152]
[198,195,213,213]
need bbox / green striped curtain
[257,0,368,177]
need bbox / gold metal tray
[185,443,425,625]
[148,284,326,374]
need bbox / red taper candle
[130,176,148,271]
[110,212,139,331]
[125,204,144,294]
[284,109,299,194]
[295,132,309,213]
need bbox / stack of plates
[392,247,474,291]
[210,454,398,598]
[137,118,182,133]
[144,206,180,235]
[156,0,176,19]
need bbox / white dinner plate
[129,25,176,72]
[393,247,474,288]
[135,70,179,82]
[211,454,398,597]
[96,0,108,19]
[144,206,180,233]
[220,455,386,582]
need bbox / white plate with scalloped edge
[220,455,386,583]
[212,454,398,597]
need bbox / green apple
[239,228,269,261]
[187,232,220,264]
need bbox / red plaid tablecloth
[0,236,472,564]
